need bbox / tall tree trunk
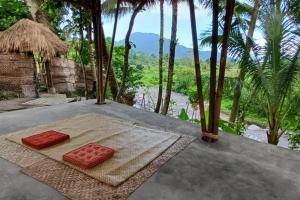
[213,0,235,134]
[267,112,280,145]
[161,0,178,115]
[116,2,146,102]
[25,0,53,30]
[86,23,97,82]
[92,0,104,104]
[267,130,279,145]
[26,0,53,95]
[104,0,120,99]
[100,24,119,99]
[155,0,164,113]
[45,60,55,93]
[229,0,261,122]
[188,0,206,132]
[208,0,219,133]
[32,57,40,98]
[79,7,88,100]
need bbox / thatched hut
[0,19,67,96]
[0,19,67,59]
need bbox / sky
[102,2,212,49]
[102,1,265,49]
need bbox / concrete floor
[0,98,36,113]
[0,100,299,200]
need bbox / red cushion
[22,130,70,150]
[63,143,114,169]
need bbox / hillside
[116,32,216,60]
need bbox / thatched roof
[0,19,67,59]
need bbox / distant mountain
[116,32,217,60]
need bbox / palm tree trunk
[100,24,119,99]
[104,0,121,99]
[116,2,146,102]
[79,7,88,100]
[208,0,219,133]
[161,0,178,115]
[155,0,164,113]
[229,0,261,123]
[92,0,104,104]
[213,0,235,134]
[86,23,97,82]
[188,0,206,132]
[25,0,52,30]
[267,112,280,145]
[32,57,40,98]
[45,60,55,93]
[26,0,54,94]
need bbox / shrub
[289,132,300,149]
[0,90,19,101]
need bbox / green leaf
[179,108,189,121]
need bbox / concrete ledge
[0,100,299,200]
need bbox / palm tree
[100,24,120,99]
[116,0,149,102]
[212,0,236,135]
[25,0,57,94]
[78,7,88,99]
[161,0,178,115]
[86,23,97,82]
[103,0,121,99]
[246,5,300,145]
[92,0,105,104]
[25,0,53,29]
[229,0,261,123]
[154,0,164,113]
[188,0,207,132]
[207,0,219,133]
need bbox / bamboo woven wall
[0,53,35,93]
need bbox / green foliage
[245,7,300,142]
[113,46,144,91]
[68,40,90,66]
[219,118,246,136]
[219,120,236,134]
[41,0,67,36]
[0,90,19,101]
[287,0,300,23]
[173,66,195,95]
[134,47,299,134]
[187,85,198,105]
[0,0,30,31]
[179,108,189,121]
[222,77,236,98]
[288,132,300,149]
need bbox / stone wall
[75,65,94,92]
[50,58,94,93]
[50,58,76,93]
[0,53,36,97]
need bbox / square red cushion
[63,143,114,169]
[21,130,70,150]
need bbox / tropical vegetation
[0,0,299,147]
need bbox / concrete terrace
[0,100,299,200]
